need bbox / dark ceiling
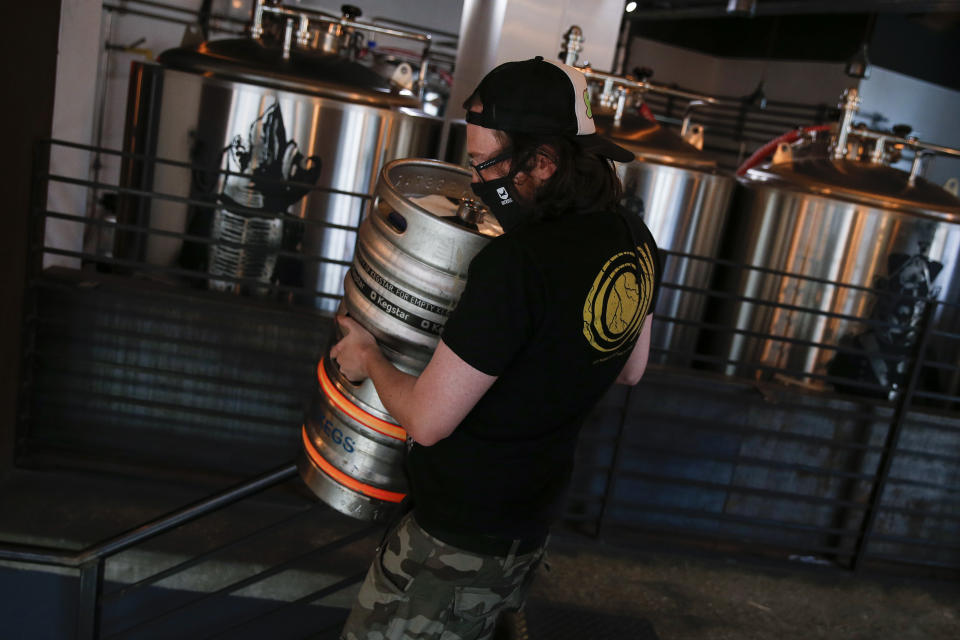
[625,2,960,90]
[624,0,960,18]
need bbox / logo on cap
[583,90,593,119]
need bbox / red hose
[639,102,657,122]
[736,125,832,176]
[437,69,454,87]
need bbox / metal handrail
[0,463,297,566]
[0,463,299,639]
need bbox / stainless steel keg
[301,357,409,521]
[599,113,736,366]
[300,159,502,520]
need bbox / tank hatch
[595,113,720,171]
[158,39,420,108]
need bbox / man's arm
[329,315,496,446]
[616,315,652,385]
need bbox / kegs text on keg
[320,411,356,453]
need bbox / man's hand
[327,316,496,445]
[329,315,379,382]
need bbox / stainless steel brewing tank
[713,158,960,392]
[300,159,502,520]
[117,39,444,309]
[598,114,736,366]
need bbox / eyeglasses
[469,148,513,182]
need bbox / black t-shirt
[408,207,660,540]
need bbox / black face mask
[470,176,532,234]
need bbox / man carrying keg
[332,56,659,640]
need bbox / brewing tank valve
[832,87,861,160]
[908,145,930,188]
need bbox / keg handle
[370,196,408,235]
[380,200,487,234]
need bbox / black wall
[0,3,62,474]
[629,12,960,91]
[871,13,960,90]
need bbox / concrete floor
[1,465,957,639]
[526,537,959,640]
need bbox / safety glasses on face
[469,148,513,182]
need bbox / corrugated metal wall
[24,270,329,475]
[570,370,960,572]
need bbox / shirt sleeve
[441,236,542,376]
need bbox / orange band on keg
[301,426,406,504]
[317,358,407,441]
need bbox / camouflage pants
[341,512,545,640]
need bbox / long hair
[464,93,623,220]
[499,130,623,221]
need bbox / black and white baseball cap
[464,56,635,163]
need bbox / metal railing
[43,138,373,306]
[643,90,839,170]
[567,244,959,574]
[6,136,958,637]
[0,464,381,639]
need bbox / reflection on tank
[210,103,322,295]
[829,248,944,398]
[619,177,645,220]
[221,103,322,212]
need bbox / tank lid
[157,39,421,108]
[744,158,960,223]
[595,114,720,170]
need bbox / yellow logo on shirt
[582,244,655,355]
